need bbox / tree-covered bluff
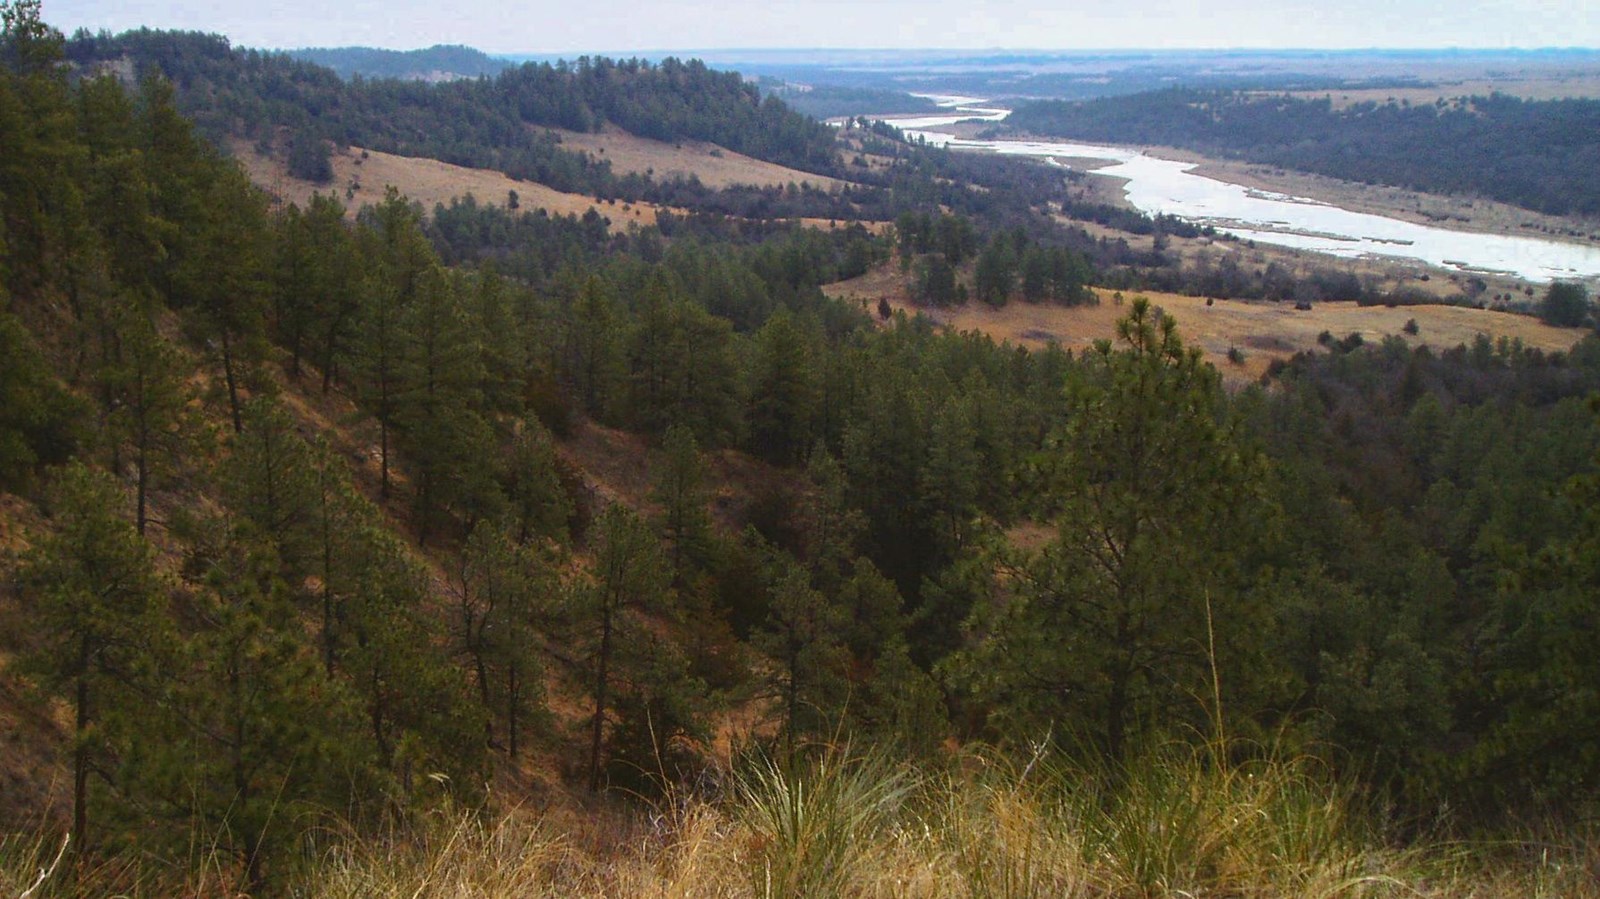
[5,3,1600,893]
[63,27,839,189]
[1005,88,1600,217]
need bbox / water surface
[883,104,1600,284]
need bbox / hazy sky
[42,0,1600,53]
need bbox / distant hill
[1004,88,1600,217]
[64,30,843,193]
[287,44,513,81]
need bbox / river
[883,98,1600,285]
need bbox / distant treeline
[1006,89,1600,216]
[64,29,841,186]
[758,81,940,120]
[286,44,514,81]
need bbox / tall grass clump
[295,804,576,898]
[934,749,1089,898]
[733,746,917,898]
[1063,740,1418,897]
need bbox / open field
[825,266,1588,385]
[1275,72,1600,108]
[551,125,850,191]
[230,140,674,229]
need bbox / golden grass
[825,266,1589,386]
[1275,73,1600,109]
[13,742,1596,898]
[551,125,850,192]
[229,139,677,230]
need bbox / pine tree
[0,311,85,490]
[948,299,1276,757]
[104,306,192,534]
[650,423,713,584]
[747,306,818,465]
[393,265,496,543]
[19,463,167,850]
[502,415,571,545]
[576,504,672,790]
[751,549,849,752]
[353,188,433,498]
[456,519,557,757]
[134,524,362,889]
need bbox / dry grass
[13,742,1596,898]
[229,139,676,230]
[826,266,1589,386]
[551,126,849,192]
[1275,73,1600,109]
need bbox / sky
[42,0,1600,54]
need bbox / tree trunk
[589,605,612,792]
[1106,660,1131,761]
[221,330,243,435]
[135,426,149,536]
[507,662,519,759]
[73,634,90,850]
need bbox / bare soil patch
[551,125,849,191]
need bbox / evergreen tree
[394,265,497,543]
[501,415,572,545]
[19,463,167,850]
[650,423,713,584]
[973,234,1017,306]
[575,504,672,791]
[746,306,818,465]
[0,311,85,490]
[949,299,1277,757]
[752,549,849,752]
[134,524,362,889]
[353,188,434,498]
[456,519,555,757]
[104,306,192,534]
[563,273,624,420]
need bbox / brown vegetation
[230,139,677,228]
[551,125,850,191]
[826,266,1589,385]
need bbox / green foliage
[574,504,677,790]
[973,233,1017,306]
[651,424,714,583]
[456,519,557,758]
[287,128,333,183]
[746,307,819,465]
[752,549,851,748]
[735,749,916,898]
[0,312,85,489]
[501,416,571,545]
[1540,281,1591,328]
[950,299,1278,757]
[18,463,167,848]
[1008,88,1600,216]
[131,526,367,887]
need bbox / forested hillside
[6,3,1600,894]
[64,28,839,189]
[1006,89,1600,216]
[288,44,513,81]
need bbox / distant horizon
[44,0,1600,57]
